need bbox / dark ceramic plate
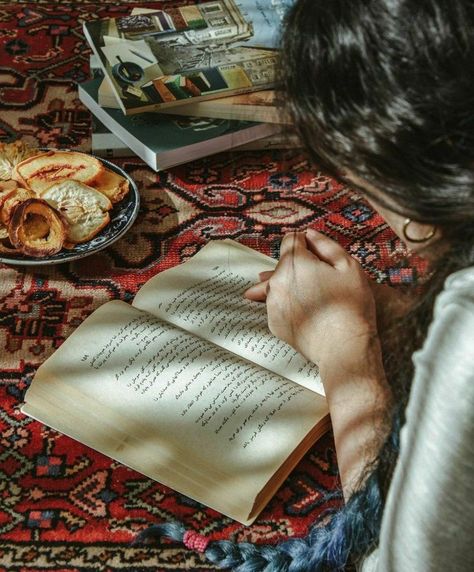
[0,155,139,266]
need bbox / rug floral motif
[0,3,418,571]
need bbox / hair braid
[133,451,395,571]
[134,0,473,569]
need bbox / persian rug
[0,2,419,570]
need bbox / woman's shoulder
[437,265,474,311]
[415,265,474,391]
[428,265,474,348]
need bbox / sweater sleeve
[363,269,474,571]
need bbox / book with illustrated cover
[82,0,290,115]
[80,78,280,171]
[23,239,329,525]
[89,52,286,125]
[98,75,286,124]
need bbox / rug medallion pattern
[0,2,417,570]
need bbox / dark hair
[280,0,474,417]
[282,0,474,224]
[136,1,474,569]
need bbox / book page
[133,240,324,395]
[24,300,328,524]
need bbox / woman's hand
[245,229,392,497]
[245,229,378,372]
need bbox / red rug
[0,2,419,570]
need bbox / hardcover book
[82,0,288,115]
[79,78,280,171]
[90,117,299,159]
[22,239,329,525]
[90,53,286,124]
[98,76,286,124]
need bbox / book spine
[164,79,193,101]
[151,79,177,102]
[91,131,135,159]
[123,83,277,116]
[166,7,187,31]
[157,102,283,124]
[92,143,135,159]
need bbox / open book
[22,240,329,525]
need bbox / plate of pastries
[0,141,139,265]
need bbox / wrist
[319,332,391,405]
[318,333,392,498]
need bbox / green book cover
[162,75,193,100]
[79,78,279,171]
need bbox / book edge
[79,81,281,171]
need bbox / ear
[402,218,437,246]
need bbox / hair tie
[182,529,210,553]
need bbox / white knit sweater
[362,266,474,571]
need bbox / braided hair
[135,1,474,569]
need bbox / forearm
[319,334,392,501]
[245,230,395,498]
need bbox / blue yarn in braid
[134,413,401,570]
[133,472,383,571]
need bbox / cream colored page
[21,396,259,524]
[24,300,326,520]
[133,240,324,395]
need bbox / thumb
[244,279,269,302]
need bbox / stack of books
[78,1,297,171]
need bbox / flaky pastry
[0,140,39,181]
[13,150,105,194]
[40,179,112,244]
[9,198,66,256]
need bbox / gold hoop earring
[402,218,436,243]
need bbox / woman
[137,0,474,569]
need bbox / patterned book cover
[80,78,280,171]
[89,54,285,124]
[116,6,205,37]
[82,0,290,115]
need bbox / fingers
[244,279,269,302]
[279,231,308,258]
[244,229,350,303]
[244,270,273,302]
[305,228,351,268]
[258,270,274,282]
